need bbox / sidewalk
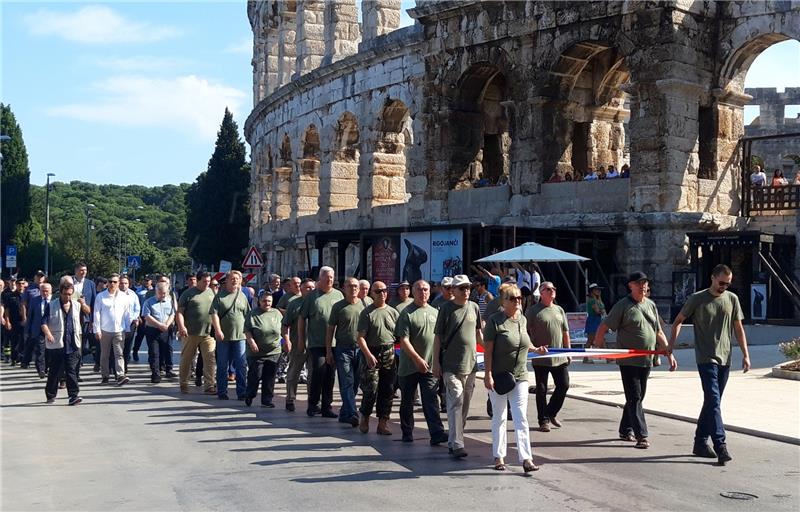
[520,344,800,444]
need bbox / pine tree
[186,108,250,267]
[1,104,31,263]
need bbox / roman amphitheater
[245,1,800,320]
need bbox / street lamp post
[84,203,95,262]
[44,172,55,276]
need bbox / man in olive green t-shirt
[298,267,344,418]
[433,275,483,458]
[670,264,749,465]
[176,272,216,394]
[396,280,447,444]
[281,279,315,411]
[356,281,400,435]
[326,277,364,426]
[210,271,251,400]
[275,277,301,384]
[595,271,676,448]
[525,281,571,431]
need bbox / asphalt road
[2,361,798,512]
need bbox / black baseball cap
[627,271,649,283]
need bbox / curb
[565,392,800,446]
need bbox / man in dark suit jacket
[72,262,96,378]
[23,282,53,378]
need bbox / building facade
[245,1,800,320]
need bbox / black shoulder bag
[491,319,524,395]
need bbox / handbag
[491,319,525,395]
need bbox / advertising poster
[372,236,399,285]
[751,283,767,321]
[430,229,463,282]
[566,312,588,345]
[400,232,431,283]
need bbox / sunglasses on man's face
[373,288,388,294]
[457,286,471,292]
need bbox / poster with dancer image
[400,232,431,283]
[751,283,767,321]
[372,236,399,285]
[431,229,463,282]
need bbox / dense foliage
[1,103,31,258]
[185,108,250,267]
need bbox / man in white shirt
[93,273,129,385]
[750,165,767,187]
[119,275,141,373]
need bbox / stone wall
[245,1,800,310]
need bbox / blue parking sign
[5,245,17,268]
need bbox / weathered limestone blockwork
[245,1,799,314]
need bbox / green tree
[1,104,31,264]
[185,108,250,267]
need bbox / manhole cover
[586,390,624,396]
[720,492,758,500]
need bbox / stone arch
[329,112,360,211]
[296,124,321,217]
[273,133,293,221]
[719,33,797,94]
[544,41,631,180]
[448,62,512,189]
[370,99,411,206]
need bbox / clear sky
[1,2,796,187]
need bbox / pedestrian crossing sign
[242,246,264,268]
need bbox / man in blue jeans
[210,271,251,400]
[326,277,364,427]
[670,263,750,466]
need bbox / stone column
[249,2,267,105]
[272,166,293,221]
[264,15,280,95]
[277,6,297,87]
[295,0,325,78]
[323,0,360,65]
[362,0,401,41]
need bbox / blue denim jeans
[696,363,730,448]
[216,340,246,398]
[334,346,358,420]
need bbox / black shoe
[20,363,29,369]
[277,376,286,384]
[151,374,161,384]
[164,371,177,379]
[321,409,337,418]
[402,435,413,443]
[117,376,130,386]
[692,442,717,458]
[68,396,83,406]
[619,432,636,442]
[46,397,56,404]
[38,372,47,379]
[286,402,296,412]
[58,381,66,389]
[195,379,202,387]
[218,393,229,400]
[549,416,563,428]
[451,447,468,458]
[348,416,360,427]
[430,433,449,446]
[261,402,275,408]
[244,397,252,407]
[132,354,139,362]
[77,377,84,382]
[101,377,109,384]
[717,444,732,465]
[93,363,100,373]
[307,406,321,417]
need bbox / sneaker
[286,402,296,412]
[717,444,732,465]
[692,442,717,458]
[451,447,468,458]
[117,376,130,386]
[539,420,551,433]
[549,416,563,428]
[46,397,56,404]
[68,397,83,406]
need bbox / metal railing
[740,132,800,216]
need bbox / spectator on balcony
[607,165,620,179]
[546,173,564,183]
[750,165,767,187]
[564,172,574,182]
[597,167,608,180]
[771,169,788,187]
[473,173,489,188]
[620,164,630,178]
[584,168,598,181]
[794,173,800,185]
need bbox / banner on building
[430,229,463,282]
[372,236,399,285]
[400,232,431,283]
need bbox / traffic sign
[127,255,142,269]
[219,260,232,273]
[242,246,264,268]
[5,245,17,268]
